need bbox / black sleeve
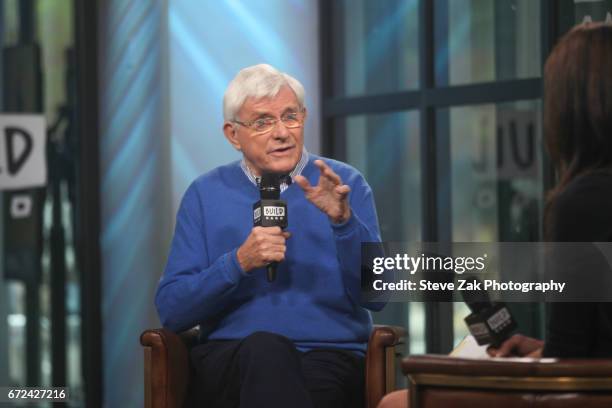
[543,174,612,357]
[547,174,612,242]
[543,302,597,357]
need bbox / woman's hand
[487,334,544,358]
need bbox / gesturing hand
[294,159,351,224]
[237,227,291,273]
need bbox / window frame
[320,0,561,353]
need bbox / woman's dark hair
[544,22,612,234]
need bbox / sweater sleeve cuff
[330,210,360,236]
[223,248,249,283]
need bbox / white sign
[0,114,47,190]
[10,194,33,218]
[496,110,538,180]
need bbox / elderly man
[155,64,383,408]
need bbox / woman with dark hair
[377,21,612,408]
[491,20,612,360]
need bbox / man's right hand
[237,226,291,273]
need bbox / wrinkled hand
[237,227,291,273]
[294,159,351,224]
[487,334,544,358]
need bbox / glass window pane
[332,0,419,96]
[334,111,423,352]
[445,100,543,242]
[435,0,541,86]
[438,100,544,344]
[1,0,82,400]
[338,111,421,241]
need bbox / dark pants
[187,331,365,408]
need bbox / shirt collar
[240,148,309,192]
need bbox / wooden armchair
[140,325,406,408]
[402,354,612,408]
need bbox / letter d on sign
[0,114,47,191]
[5,127,33,175]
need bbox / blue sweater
[155,155,382,353]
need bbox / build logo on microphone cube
[253,199,288,228]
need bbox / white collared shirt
[240,149,309,192]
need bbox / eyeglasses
[233,110,305,134]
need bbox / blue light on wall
[98,1,319,405]
[169,0,320,210]
[99,1,170,406]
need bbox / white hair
[223,64,305,122]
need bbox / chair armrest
[365,325,407,408]
[402,354,612,378]
[402,354,612,408]
[140,328,198,408]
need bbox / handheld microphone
[461,278,517,346]
[253,173,288,282]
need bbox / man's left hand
[295,159,351,224]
